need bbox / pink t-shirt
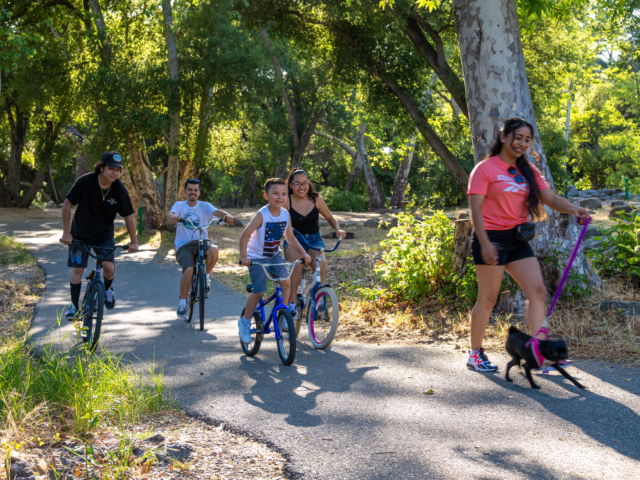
[468,155,550,230]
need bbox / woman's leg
[505,257,547,338]
[284,245,303,305]
[319,251,326,282]
[471,265,507,349]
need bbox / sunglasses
[186,179,200,184]
[507,167,525,184]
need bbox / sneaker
[238,318,252,344]
[105,287,115,310]
[466,348,498,372]
[65,305,80,321]
[289,302,299,321]
[177,303,187,318]
[317,297,327,315]
[206,278,211,297]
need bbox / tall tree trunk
[246,161,257,206]
[4,99,29,199]
[275,155,289,179]
[344,152,363,191]
[313,130,362,191]
[47,166,60,204]
[356,123,385,210]
[65,126,91,179]
[20,166,47,208]
[120,164,138,213]
[127,134,162,229]
[291,106,325,170]
[390,137,416,207]
[452,0,600,306]
[87,0,111,65]
[161,0,180,227]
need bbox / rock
[57,203,64,208]
[363,217,398,229]
[578,198,602,210]
[230,217,244,228]
[567,185,578,197]
[458,212,470,219]
[45,200,56,208]
[582,239,602,251]
[611,200,627,207]
[145,433,166,444]
[580,189,596,197]
[585,225,604,239]
[375,208,391,214]
[614,188,624,194]
[599,301,640,317]
[609,205,635,219]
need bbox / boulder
[363,217,398,229]
[599,301,640,317]
[609,205,634,219]
[584,225,604,239]
[578,198,602,210]
[45,200,56,208]
[599,188,613,195]
[580,189,596,197]
[230,217,244,227]
[567,185,578,197]
[458,212,470,219]
[581,239,602,251]
[611,200,627,207]
[614,188,624,194]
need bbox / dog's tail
[508,325,520,335]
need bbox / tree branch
[299,106,325,160]
[313,131,356,159]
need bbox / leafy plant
[589,210,640,282]
[319,186,368,212]
[544,242,590,300]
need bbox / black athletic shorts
[67,238,116,269]
[471,227,534,266]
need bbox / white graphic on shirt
[183,211,201,228]
[497,175,528,193]
[107,198,117,205]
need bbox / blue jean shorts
[248,253,288,294]
[283,231,325,255]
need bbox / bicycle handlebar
[179,217,225,230]
[293,229,342,253]
[238,258,305,283]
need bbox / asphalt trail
[4,220,640,479]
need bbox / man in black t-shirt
[60,151,139,319]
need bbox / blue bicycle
[239,259,304,365]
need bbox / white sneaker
[466,348,498,372]
[289,302,299,321]
[238,318,252,344]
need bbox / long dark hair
[286,168,319,201]
[487,118,541,218]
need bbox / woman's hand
[572,207,591,225]
[481,242,499,265]
[335,229,346,239]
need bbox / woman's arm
[539,188,590,224]
[316,197,346,239]
[469,194,499,265]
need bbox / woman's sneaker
[466,348,499,372]
[289,302,299,321]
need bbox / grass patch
[0,236,36,267]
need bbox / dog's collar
[525,332,555,368]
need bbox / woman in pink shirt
[466,118,590,373]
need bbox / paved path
[3,220,640,479]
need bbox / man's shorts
[67,238,116,268]
[176,239,217,273]
[248,253,288,294]
[471,227,535,266]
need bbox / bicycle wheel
[276,308,296,365]
[83,281,104,353]
[198,265,206,330]
[185,274,196,323]
[307,287,339,349]
[240,308,263,356]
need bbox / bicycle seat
[246,284,253,293]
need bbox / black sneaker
[105,287,115,310]
[466,348,498,372]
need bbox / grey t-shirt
[170,201,217,250]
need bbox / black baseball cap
[102,151,124,168]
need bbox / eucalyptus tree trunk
[161,0,181,226]
[127,134,162,229]
[20,167,47,208]
[65,126,91,179]
[452,0,600,307]
[356,124,385,210]
[275,155,289,179]
[4,99,29,200]
[390,138,416,207]
[120,164,138,213]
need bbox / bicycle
[291,231,342,349]
[178,217,225,331]
[66,240,129,353]
[239,258,305,365]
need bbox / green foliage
[210,175,239,204]
[589,210,640,282]
[0,236,36,266]
[543,242,591,300]
[320,186,368,212]
[372,213,477,306]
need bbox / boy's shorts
[68,238,116,268]
[176,239,216,273]
[248,253,288,294]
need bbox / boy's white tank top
[247,205,290,259]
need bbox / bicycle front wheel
[198,265,206,330]
[185,274,196,323]
[240,308,263,356]
[276,308,296,365]
[307,287,339,349]
[84,281,104,353]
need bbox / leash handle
[546,217,591,318]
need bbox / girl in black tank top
[289,195,320,235]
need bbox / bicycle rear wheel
[307,287,339,349]
[240,308,263,356]
[198,265,206,330]
[185,274,196,323]
[83,281,104,353]
[276,308,296,365]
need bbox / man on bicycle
[168,179,234,318]
[60,151,139,319]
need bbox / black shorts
[471,227,534,266]
[67,238,116,269]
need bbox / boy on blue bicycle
[238,178,310,344]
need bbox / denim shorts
[283,231,325,255]
[248,253,288,294]
[471,227,534,266]
[68,238,115,268]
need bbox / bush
[372,213,477,306]
[319,186,368,212]
[589,209,640,282]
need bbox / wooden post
[453,219,473,278]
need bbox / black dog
[505,326,586,390]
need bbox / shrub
[319,186,368,212]
[589,209,640,282]
[372,213,477,306]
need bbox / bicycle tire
[185,274,196,323]
[276,308,296,365]
[240,307,263,356]
[198,265,206,330]
[84,281,104,353]
[307,286,339,349]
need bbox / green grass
[0,236,36,266]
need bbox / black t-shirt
[66,173,135,244]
